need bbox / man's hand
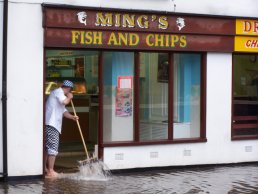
[64,111,79,121]
[72,115,79,121]
[63,92,73,105]
[66,92,73,99]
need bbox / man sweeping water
[45,80,79,178]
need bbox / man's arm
[63,111,79,121]
[62,92,73,105]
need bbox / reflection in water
[1,164,258,193]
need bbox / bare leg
[44,152,48,174]
[46,155,58,177]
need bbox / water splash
[58,160,112,181]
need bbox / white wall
[0,2,3,176]
[2,0,258,175]
[7,2,43,176]
[9,0,258,17]
[104,53,258,170]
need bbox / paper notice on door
[118,76,133,89]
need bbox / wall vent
[245,146,252,152]
[150,152,159,158]
[183,149,191,156]
[115,153,124,160]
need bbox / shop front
[232,19,258,139]
[43,4,258,170]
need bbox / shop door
[45,49,99,160]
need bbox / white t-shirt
[45,87,68,133]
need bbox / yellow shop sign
[236,19,258,35]
[235,36,258,52]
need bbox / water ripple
[1,164,258,193]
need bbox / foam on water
[58,160,112,181]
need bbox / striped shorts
[45,125,60,156]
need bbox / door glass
[45,49,99,160]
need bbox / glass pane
[139,52,168,141]
[233,55,258,116]
[233,128,258,136]
[173,54,201,139]
[103,52,134,142]
[45,50,99,95]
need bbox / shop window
[173,54,201,139]
[102,52,205,144]
[138,52,203,142]
[139,53,168,141]
[45,49,206,148]
[103,52,135,142]
[232,54,258,139]
[46,50,207,145]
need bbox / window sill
[102,138,207,147]
[232,135,258,141]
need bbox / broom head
[78,156,98,166]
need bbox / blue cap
[62,80,74,88]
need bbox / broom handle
[70,100,90,160]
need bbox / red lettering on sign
[254,22,258,32]
[244,21,252,32]
[251,40,258,47]
[245,40,258,48]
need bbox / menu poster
[115,87,132,117]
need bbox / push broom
[70,100,97,165]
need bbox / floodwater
[1,163,258,194]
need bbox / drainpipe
[1,0,8,181]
